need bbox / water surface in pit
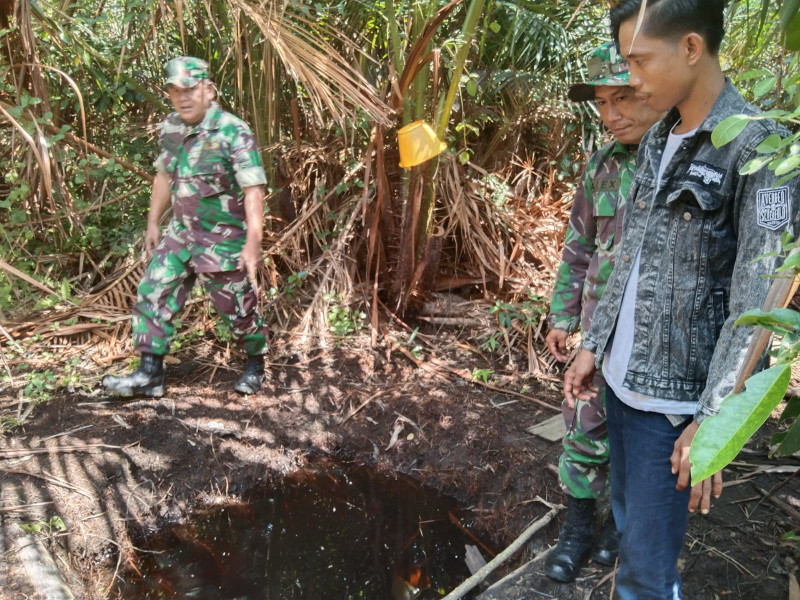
[116,459,489,599]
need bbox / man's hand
[670,420,723,514]
[145,171,170,258]
[546,329,570,362]
[563,348,598,409]
[238,238,262,295]
[144,221,161,258]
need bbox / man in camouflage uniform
[103,57,270,397]
[543,42,664,583]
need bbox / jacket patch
[757,186,790,230]
[595,177,620,193]
[687,161,725,188]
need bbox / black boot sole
[102,377,165,398]
[234,381,262,395]
[105,385,165,398]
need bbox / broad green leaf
[489,21,501,33]
[690,363,792,484]
[740,155,772,175]
[757,109,791,118]
[787,11,800,51]
[466,79,478,97]
[780,396,800,423]
[769,155,786,171]
[754,76,778,99]
[756,134,782,154]
[775,251,800,272]
[735,307,800,332]
[776,171,800,185]
[776,417,800,455]
[780,0,800,30]
[712,114,750,148]
[738,68,772,81]
[775,155,800,176]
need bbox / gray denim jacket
[583,80,799,422]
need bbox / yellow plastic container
[397,121,447,169]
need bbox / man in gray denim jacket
[564,1,798,598]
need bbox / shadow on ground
[1,341,799,599]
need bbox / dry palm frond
[228,0,392,126]
[434,155,569,300]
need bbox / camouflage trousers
[132,244,269,357]
[558,370,609,499]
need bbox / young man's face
[167,81,214,125]
[593,85,664,145]
[617,18,692,113]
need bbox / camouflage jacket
[548,141,635,335]
[583,80,800,421]
[154,104,267,272]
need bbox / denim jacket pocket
[667,186,723,293]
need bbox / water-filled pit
[116,458,490,599]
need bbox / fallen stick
[756,485,800,522]
[340,390,384,424]
[0,444,121,459]
[441,505,560,600]
[0,501,53,514]
[3,469,93,499]
[448,511,495,558]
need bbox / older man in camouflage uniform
[544,42,664,583]
[103,57,270,397]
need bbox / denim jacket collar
[650,79,744,142]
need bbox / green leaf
[738,68,772,81]
[755,134,782,154]
[777,251,800,273]
[753,76,777,99]
[779,395,800,423]
[776,171,800,185]
[690,363,792,484]
[787,11,800,51]
[780,0,800,30]
[776,417,800,455]
[740,155,772,175]
[774,154,800,176]
[489,21,501,33]
[712,114,750,148]
[735,307,800,332]
[466,79,478,97]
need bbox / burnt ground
[1,328,799,600]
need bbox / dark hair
[610,0,726,55]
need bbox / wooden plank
[790,574,800,600]
[526,414,566,442]
[14,527,74,600]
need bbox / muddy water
[116,459,487,599]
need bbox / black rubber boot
[592,511,620,566]
[102,353,165,397]
[235,355,264,394]
[544,497,595,583]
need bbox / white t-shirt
[603,124,698,414]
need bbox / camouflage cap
[568,42,630,102]
[165,57,210,89]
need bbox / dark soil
[1,331,799,599]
